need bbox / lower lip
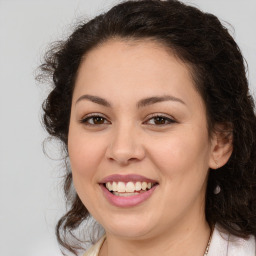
[100,184,158,207]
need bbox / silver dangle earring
[213,159,221,194]
[214,185,221,194]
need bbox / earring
[214,185,221,194]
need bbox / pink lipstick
[99,174,159,207]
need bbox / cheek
[67,129,108,214]
[148,128,211,181]
[68,129,107,185]
[146,130,211,220]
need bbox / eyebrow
[76,94,111,107]
[137,95,186,108]
[75,94,186,108]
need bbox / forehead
[76,39,193,86]
[73,39,204,110]
[80,38,189,73]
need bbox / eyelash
[144,114,176,126]
[80,113,110,126]
[79,113,176,127]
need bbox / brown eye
[154,116,168,125]
[145,115,175,126]
[80,115,110,126]
[93,116,105,124]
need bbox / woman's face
[68,39,216,239]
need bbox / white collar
[208,224,255,256]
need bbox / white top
[208,225,255,256]
[83,225,256,256]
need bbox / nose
[105,123,145,165]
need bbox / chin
[101,215,156,239]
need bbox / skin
[68,39,232,256]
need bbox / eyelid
[79,113,111,125]
[143,113,176,125]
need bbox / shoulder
[83,236,106,256]
[208,224,256,256]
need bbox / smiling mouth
[103,181,158,197]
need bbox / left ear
[209,122,233,169]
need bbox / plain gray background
[0,0,255,255]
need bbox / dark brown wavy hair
[37,0,256,255]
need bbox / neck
[100,219,211,256]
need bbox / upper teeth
[106,181,153,193]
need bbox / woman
[38,0,256,255]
